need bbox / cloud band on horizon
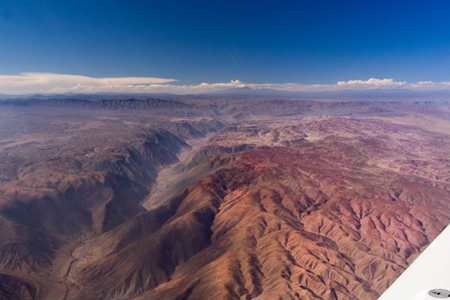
[0,73,177,94]
[1,73,450,95]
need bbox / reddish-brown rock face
[73,117,450,300]
[1,98,450,300]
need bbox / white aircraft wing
[378,225,450,300]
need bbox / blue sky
[1,0,450,94]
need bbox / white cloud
[1,73,450,95]
[0,73,176,94]
[336,78,407,88]
[408,81,450,90]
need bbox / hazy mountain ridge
[3,87,450,101]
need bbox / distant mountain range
[206,87,450,99]
[2,87,450,100]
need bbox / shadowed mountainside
[0,108,194,299]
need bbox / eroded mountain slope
[69,116,450,300]
[1,99,450,300]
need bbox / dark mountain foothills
[0,98,193,111]
[2,96,444,118]
[0,97,450,300]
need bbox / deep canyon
[1,97,450,300]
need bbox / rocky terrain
[0,97,450,299]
